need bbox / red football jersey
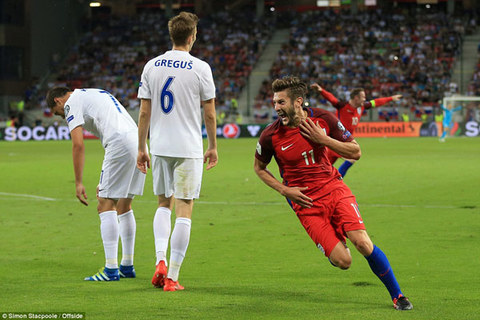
[255,107,354,196]
[320,88,393,133]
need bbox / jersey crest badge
[64,105,70,117]
[337,121,346,132]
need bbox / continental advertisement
[354,122,441,137]
[2,121,479,141]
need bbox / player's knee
[354,239,373,256]
[336,257,352,270]
[116,199,132,214]
[330,255,351,270]
[97,203,107,213]
[97,198,116,213]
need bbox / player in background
[311,83,402,177]
[47,87,146,281]
[439,104,462,142]
[137,11,218,291]
[254,76,412,310]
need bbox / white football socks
[99,210,119,269]
[168,217,191,282]
[153,207,172,265]
[118,210,136,266]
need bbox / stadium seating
[253,9,469,122]
[27,10,274,123]
[22,8,476,126]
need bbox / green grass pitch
[1,137,479,319]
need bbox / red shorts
[293,183,366,257]
[326,148,341,165]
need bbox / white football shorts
[98,131,146,199]
[151,155,203,200]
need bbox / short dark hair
[168,12,199,46]
[46,86,71,108]
[350,88,365,99]
[272,76,307,103]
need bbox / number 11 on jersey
[161,76,175,114]
[302,149,316,165]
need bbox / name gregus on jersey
[154,59,193,69]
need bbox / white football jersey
[138,50,215,158]
[64,88,138,148]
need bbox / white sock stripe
[118,209,133,220]
[99,210,117,219]
[175,217,192,226]
[156,207,172,216]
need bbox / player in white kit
[47,87,146,281]
[137,11,218,291]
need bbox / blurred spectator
[28,10,274,119]
[23,8,475,126]
[258,9,468,122]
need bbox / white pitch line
[194,201,459,209]
[0,192,57,201]
[195,201,282,206]
[0,193,465,209]
[361,203,458,209]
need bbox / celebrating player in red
[254,76,412,311]
[311,83,402,177]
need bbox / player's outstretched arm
[254,158,312,208]
[202,98,218,170]
[367,94,402,109]
[310,83,323,93]
[452,106,463,112]
[310,83,339,106]
[137,99,151,174]
[70,126,88,206]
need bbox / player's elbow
[72,141,84,153]
[350,142,361,160]
[253,162,262,176]
[138,109,150,122]
[351,149,361,160]
[253,159,267,177]
[204,111,216,124]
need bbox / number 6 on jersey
[161,76,175,114]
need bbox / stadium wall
[29,0,87,79]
